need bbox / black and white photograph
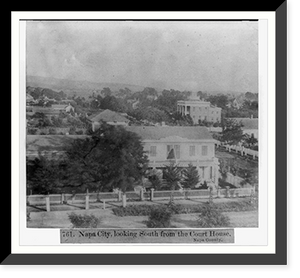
[24,20,260,242]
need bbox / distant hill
[26,75,156,97]
[26,75,255,98]
[202,90,253,97]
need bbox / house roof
[26,126,213,156]
[124,126,213,141]
[26,94,34,100]
[89,109,129,123]
[26,135,87,153]
[230,118,258,130]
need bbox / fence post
[209,188,213,204]
[217,188,221,198]
[45,196,50,212]
[226,186,230,198]
[140,188,144,201]
[61,193,65,204]
[85,194,89,210]
[118,191,122,202]
[103,200,106,210]
[122,193,127,208]
[72,194,75,204]
[26,196,30,206]
[150,188,154,201]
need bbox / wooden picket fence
[27,187,255,212]
[215,141,258,160]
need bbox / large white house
[177,98,222,125]
[125,126,219,187]
[26,126,219,188]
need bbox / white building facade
[177,99,222,125]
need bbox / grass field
[27,197,258,229]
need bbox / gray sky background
[26,21,258,93]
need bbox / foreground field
[27,198,258,229]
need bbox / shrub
[148,174,162,190]
[69,126,76,135]
[68,212,100,228]
[27,128,38,135]
[112,205,153,217]
[75,130,84,135]
[146,206,172,228]
[48,127,57,135]
[197,204,230,228]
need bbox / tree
[148,174,162,190]
[26,157,67,194]
[101,87,112,97]
[181,163,199,189]
[171,112,194,126]
[27,123,149,194]
[207,94,228,109]
[243,133,258,149]
[128,107,170,124]
[220,118,245,145]
[100,95,126,112]
[153,89,188,114]
[64,123,149,193]
[163,163,182,190]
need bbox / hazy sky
[26,21,258,93]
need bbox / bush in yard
[112,205,153,217]
[68,212,100,228]
[197,203,230,228]
[146,206,172,228]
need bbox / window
[167,144,180,159]
[150,146,157,157]
[201,145,208,156]
[189,145,196,156]
[174,145,180,159]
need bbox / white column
[122,194,127,208]
[45,196,50,212]
[150,188,155,201]
[85,195,89,210]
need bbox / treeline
[27,85,258,127]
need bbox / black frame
[6,4,287,265]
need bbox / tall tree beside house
[63,123,149,193]
[27,123,149,194]
[181,163,200,189]
[220,118,245,145]
[163,163,182,190]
